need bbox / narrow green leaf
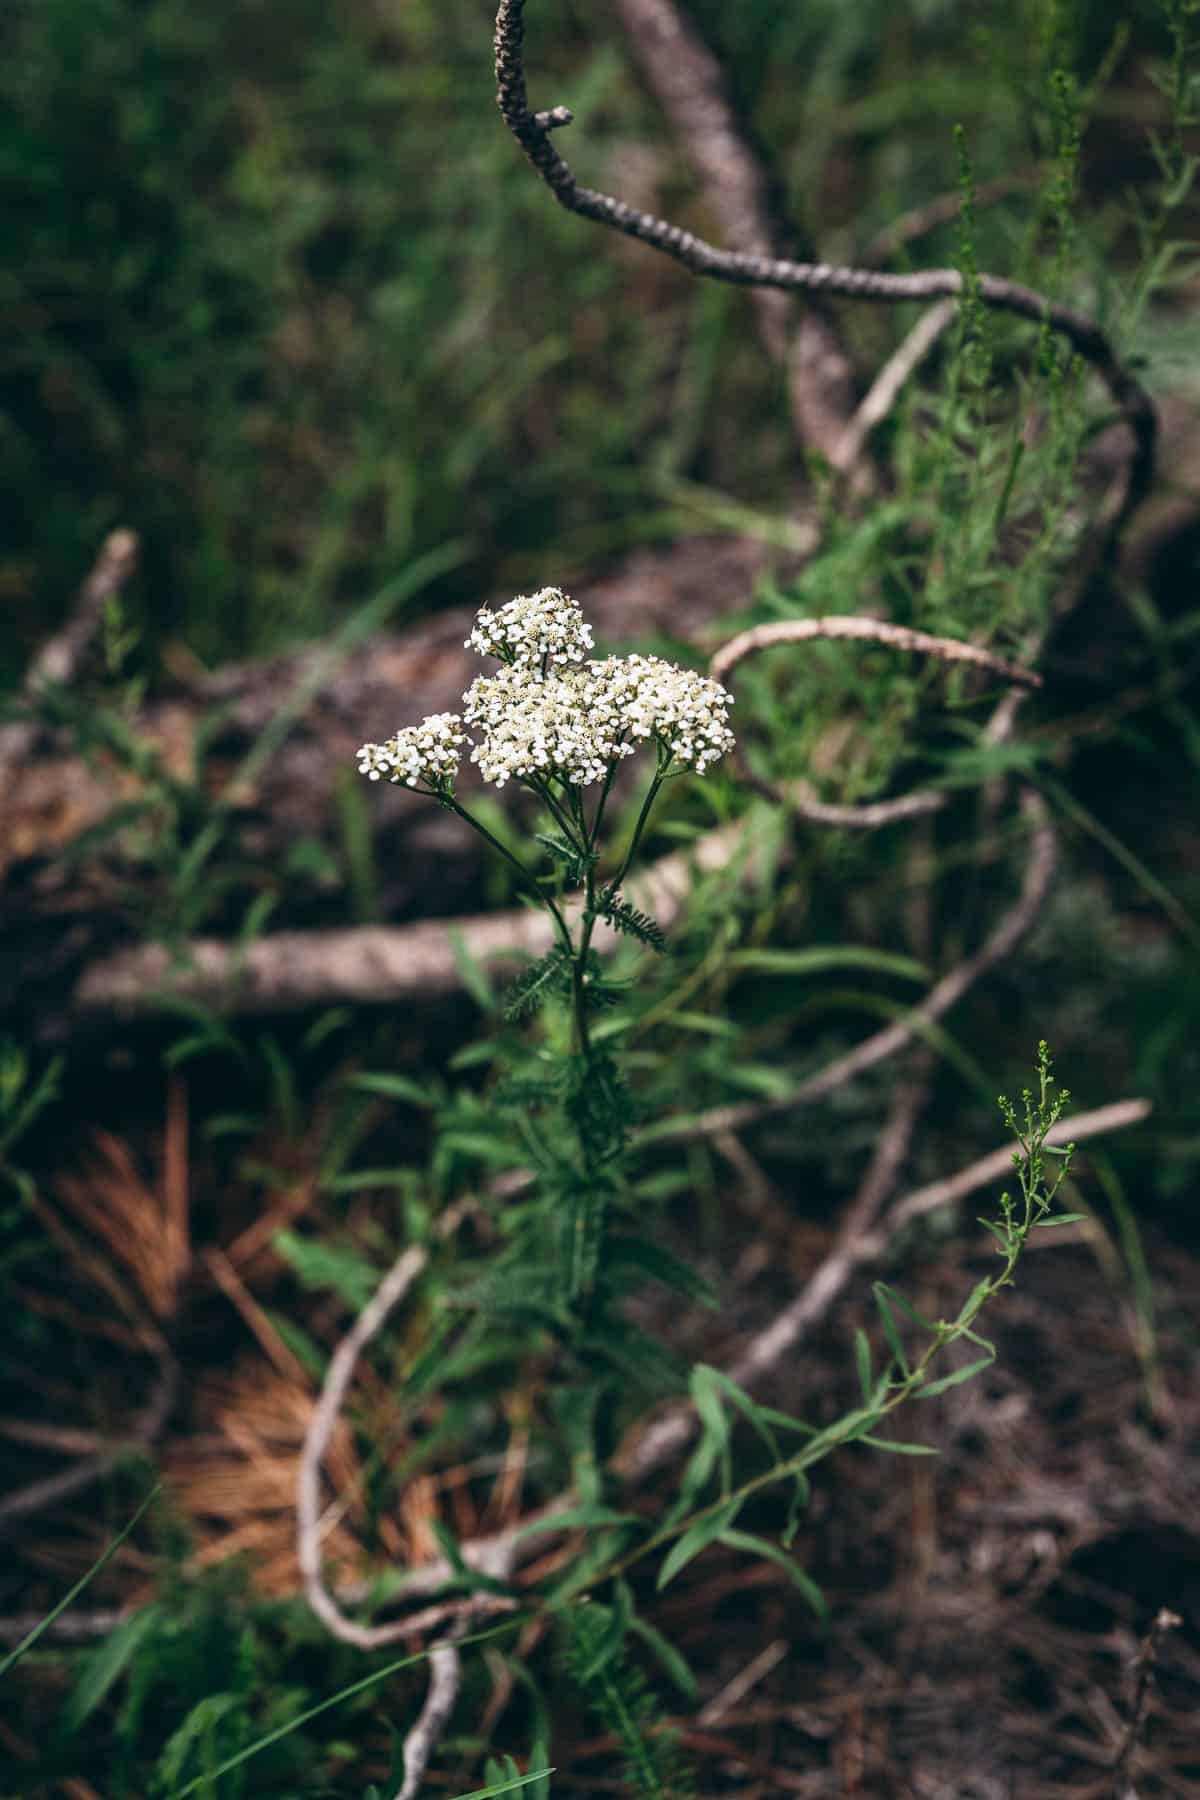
[916,1355,995,1398]
[0,1486,159,1680]
[343,1072,437,1107]
[171,1622,524,1799]
[854,1328,873,1402]
[60,1603,161,1734]
[728,946,928,982]
[716,1528,828,1620]
[859,1436,940,1455]
[1037,1211,1087,1226]
[447,926,495,1012]
[606,1235,718,1308]
[874,1280,934,1331]
[872,1284,910,1375]
[657,1496,744,1590]
[441,1771,556,1800]
[627,1614,698,1701]
[515,1506,641,1540]
[797,1406,882,1460]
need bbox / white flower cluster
[463,663,631,788]
[603,653,736,775]
[465,586,594,669]
[357,589,735,793]
[356,711,465,788]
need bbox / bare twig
[624,1095,1150,1484]
[494,0,1155,517]
[297,1241,519,1648]
[1112,1605,1182,1794]
[707,613,1040,832]
[860,167,1046,266]
[610,0,861,474]
[710,615,1044,690]
[625,1054,934,1479]
[0,529,139,771]
[394,1627,466,1800]
[651,786,1056,1146]
[881,1098,1152,1243]
[0,1355,176,1529]
[829,299,958,476]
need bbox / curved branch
[707,614,1041,830]
[648,786,1057,1147]
[494,0,1156,516]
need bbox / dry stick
[394,1627,466,1800]
[881,1097,1152,1244]
[0,529,139,771]
[650,785,1056,1148]
[828,298,958,476]
[494,0,1156,521]
[0,1355,176,1530]
[1112,1605,1183,1794]
[708,614,1041,833]
[71,813,755,1017]
[860,167,1046,266]
[297,1245,518,1651]
[710,616,1044,690]
[623,1052,935,1480]
[610,0,861,477]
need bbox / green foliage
[4,0,1195,1793]
[589,891,667,953]
[562,1599,696,1800]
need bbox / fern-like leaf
[592,889,666,952]
[503,946,570,1021]
[535,831,596,887]
[562,1601,695,1799]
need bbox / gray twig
[1112,1604,1182,1794]
[610,0,861,474]
[0,1354,176,1530]
[652,787,1056,1146]
[0,529,139,771]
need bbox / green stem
[607,749,670,896]
[440,794,573,956]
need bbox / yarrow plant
[357,586,735,1314]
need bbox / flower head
[356,711,464,789]
[601,654,736,773]
[465,586,594,670]
[358,591,735,797]
[463,662,634,788]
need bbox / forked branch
[494,0,1156,516]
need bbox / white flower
[465,587,594,670]
[355,711,464,788]
[463,663,634,787]
[358,591,736,797]
[600,654,736,773]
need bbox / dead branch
[297,1241,518,1650]
[395,1628,466,1800]
[610,0,861,474]
[860,167,1046,266]
[1113,1608,1184,1794]
[709,614,1044,689]
[494,0,1156,517]
[706,612,1041,828]
[881,1097,1153,1242]
[0,530,139,772]
[649,786,1056,1147]
[0,1355,176,1530]
[69,813,761,1018]
[829,299,958,476]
